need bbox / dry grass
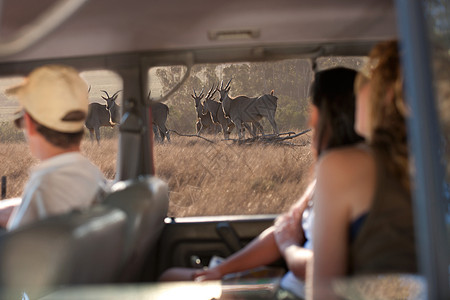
[0,142,37,198]
[81,139,118,180]
[155,134,313,217]
[0,134,313,217]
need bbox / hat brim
[5,83,25,97]
[13,108,25,129]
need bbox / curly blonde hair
[367,40,410,190]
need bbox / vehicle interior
[0,0,448,299]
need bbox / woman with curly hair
[310,40,417,299]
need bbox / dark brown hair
[28,113,84,148]
[311,67,364,156]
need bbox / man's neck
[31,135,80,161]
[40,146,80,161]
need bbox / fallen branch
[167,128,312,146]
[227,128,312,145]
[278,129,312,141]
[168,130,215,143]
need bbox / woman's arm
[278,244,312,280]
[196,180,315,281]
[274,181,315,279]
[310,148,374,300]
[194,226,281,280]
[310,151,354,299]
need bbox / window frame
[396,0,450,298]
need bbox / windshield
[148,57,365,217]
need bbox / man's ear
[23,112,37,135]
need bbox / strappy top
[349,213,368,243]
[348,148,417,275]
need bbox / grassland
[0,132,313,217]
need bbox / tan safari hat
[6,65,88,133]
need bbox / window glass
[0,76,24,138]
[79,69,122,180]
[423,0,450,245]
[0,76,29,199]
[149,57,365,217]
[148,65,188,101]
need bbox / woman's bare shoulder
[316,144,375,181]
[315,144,377,214]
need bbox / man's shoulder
[38,153,104,183]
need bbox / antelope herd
[85,90,170,143]
[85,78,279,143]
[193,79,279,139]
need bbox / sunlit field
[0,132,313,217]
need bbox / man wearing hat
[3,65,106,230]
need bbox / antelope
[85,90,121,143]
[192,88,220,135]
[103,90,121,124]
[217,79,279,139]
[203,84,235,139]
[149,98,170,143]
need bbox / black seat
[0,205,127,299]
[103,175,169,282]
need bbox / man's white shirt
[7,152,106,230]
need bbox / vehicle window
[0,76,24,139]
[0,70,122,200]
[149,65,189,101]
[79,69,122,180]
[149,57,365,217]
[0,76,31,200]
[423,0,450,243]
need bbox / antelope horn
[225,78,232,89]
[193,88,197,97]
[208,83,217,99]
[111,90,121,99]
[199,88,204,98]
[101,90,110,98]
[206,84,213,98]
[220,80,224,89]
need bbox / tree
[152,57,363,134]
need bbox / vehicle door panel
[146,215,278,280]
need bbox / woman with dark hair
[310,41,417,299]
[159,67,363,299]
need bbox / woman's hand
[273,209,302,254]
[193,267,222,281]
[273,180,314,253]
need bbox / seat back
[0,205,127,298]
[104,175,169,281]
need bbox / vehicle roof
[0,0,396,64]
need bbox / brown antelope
[191,88,219,135]
[148,91,170,143]
[85,90,121,143]
[203,84,234,139]
[217,79,279,139]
